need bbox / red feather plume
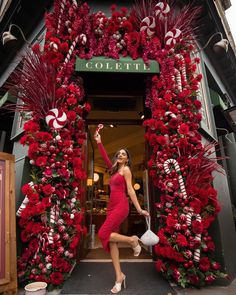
[7,50,57,119]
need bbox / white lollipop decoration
[165,29,182,47]
[46,108,67,130]
[140,16,156,37]
[155,2,170,19]
[95,124,104,135]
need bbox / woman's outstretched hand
[94,131,101,143]
[140,209,150,217]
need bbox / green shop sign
[75,56,159,73]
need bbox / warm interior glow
[134,183,141,190]
[93,172,100,182]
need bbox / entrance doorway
[83,124,152,260]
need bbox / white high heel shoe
[132,236,142,257]
[111,274,126,294]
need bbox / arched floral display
[13,0,227,290]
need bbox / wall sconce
[2,24,28,46]
[223,105,236,132]
[201,32,229,55]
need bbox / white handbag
[140,217,159,246]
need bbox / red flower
[42,184,54,195]
[155,259,166,272]
[199,257,211,272]
[176,234,188,247]
[178,123,190,135]
[67,110,77,121]
[23,120,40,133]
[35,156,48,167]
[50,272,64,285]
[192,220,203,234]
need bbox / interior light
[134,183,141,190]
[93,173,100,182]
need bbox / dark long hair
[110,148,132,175]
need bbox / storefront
[75,56,159,259]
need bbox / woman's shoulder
[122,166,131,174]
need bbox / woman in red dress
[94,131,149,294]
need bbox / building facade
[1,0,236,291]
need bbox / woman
[94,131,149,294]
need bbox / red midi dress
[97,142,129,252]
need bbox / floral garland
[13,0,227,290]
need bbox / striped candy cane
[64,36,79,64]
[16,196,29,217]
[176,54,187,85]
[174,68,182,92]
[165,111,177,119]
[186,210,202,262]
[163,159,187,199]
[48,201,60,244]
[56,0,67,35]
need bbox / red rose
[176,234,188,247]
[178,123,190,135]
[50,272,64,285]
[35,156,48,167]
[67,110,77,121]
[192,220,203,234]
[155,259,166,272]
[42,184,54,195]
[23,120,40,132]
[199,257,211,272]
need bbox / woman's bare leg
[109,232,138,248]
[110,242,123,282]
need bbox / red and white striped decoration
[79,33,87,45]
[46,108,67,130]
[163,159,187,199]
[165,111,177,119]
[16,196,29,217]
[48,202,60,244]
[95,123,104,136]
[174,68,182,92]
[56,0,67,35]
[165,29,182,47]
[176,54,187,85]
[155,2,170,19]
[140,16,156,37]
[186,211,202,262]
[64,35,79,64]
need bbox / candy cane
[16,196,29,217]
[34,234,47,258]
[174,68,182,92]
[186,211,202,262]
[165,111,177,119]
[56,0,67,35]
[176,54,187,85]
[163,159,187,199]
[64,35,79,64]
[48,201,60,244]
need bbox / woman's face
[116,149,128,165]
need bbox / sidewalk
[174,278,236,295]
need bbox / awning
[0,92,16,108]
[75,56,159,74]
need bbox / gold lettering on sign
[95,62,103,69]
[106,62,113,70]
[134,63,141,70]
[85,62,92,69]
[143,63,150,71]
[124,62,131,70]
[115,62,122,70]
